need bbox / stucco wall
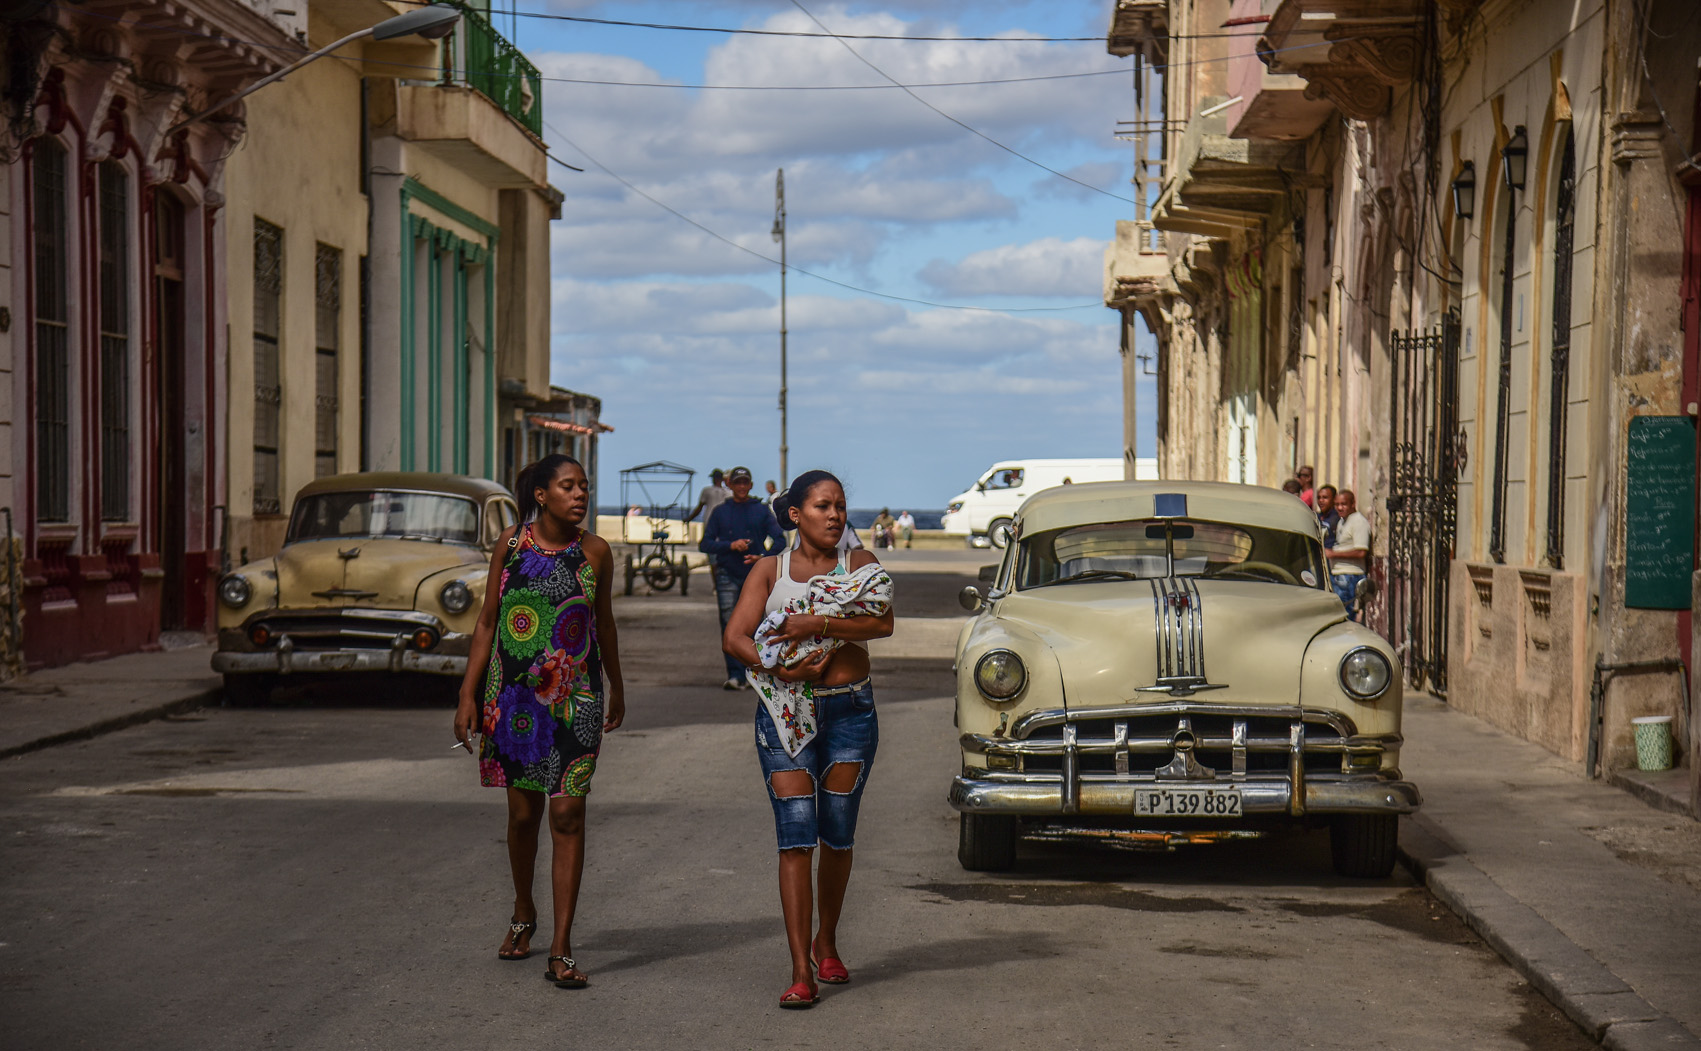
[221,45,369,562]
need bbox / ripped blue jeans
[754,680,879,851]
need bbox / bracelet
[821,616,833,639]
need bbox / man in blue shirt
[699,466,785,689]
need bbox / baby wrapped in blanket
[747,561,894,758]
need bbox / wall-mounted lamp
[1451,162,1476,219]
[1502,126,1528,191]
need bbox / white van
[940,457,1157,547]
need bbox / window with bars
[32,140,70,524]
[253,219,283,514]
[1544,131,1576,568]
[315,244,341,478]
[98,161,131,521]
[1489,188,1517,564]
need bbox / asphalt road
[0,548,1590,1050]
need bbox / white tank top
[767,548,866,651]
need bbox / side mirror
[958,585,983,612]
[978,564,998,584]
[1354,577,1373,601]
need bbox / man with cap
[699,467,785,689]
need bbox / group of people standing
[1282,464,1371,621]
[451,457,892,1009]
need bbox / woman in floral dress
[454,454,625,989]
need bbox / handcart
[618,460,696,595]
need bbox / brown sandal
[497,919,537,961]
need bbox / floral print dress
[479,523,603,796]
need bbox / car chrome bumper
[949,773,1422,817]
[951,701,1420,818]
[212,643,468,677]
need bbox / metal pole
[773,169,788,486]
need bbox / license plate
[1134,787,1243,816]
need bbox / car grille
[252,611,439,651]
[1010,708,1371,778]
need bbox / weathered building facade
[0,0,296,668]
[1105,0,1698,788]
[224,0,561,564]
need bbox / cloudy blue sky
[517,0,1156,509]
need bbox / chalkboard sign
[1625,415,1696,609]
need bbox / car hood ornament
[1136,576,1228,697]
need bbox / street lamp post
[772,168,788,487]
[167,3,460,133]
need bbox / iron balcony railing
[442,3,542,138]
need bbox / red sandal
[810,939,850,984]
[779,979,819,1009]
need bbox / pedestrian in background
[685,468,729,524]
[1315,484,1339,548]
[700,467,785,690]
[764,480,780,505]
[453,454,626,989]
[1325,488,1371,621]
[896,510,915,549]
[722,469,895,1009]
[1281,478,1301,496]
[1297,465,1316,508]
[872,508,897,549]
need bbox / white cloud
[918,236,1105,298]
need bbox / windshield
[1016,518,1325,590]
[287,490,481,546]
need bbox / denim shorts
[754,679,879,851]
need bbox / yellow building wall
[221,41,369,560]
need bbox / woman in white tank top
[722,470,894,1008]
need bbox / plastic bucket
[1631,715,1674,772]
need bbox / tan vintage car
[950,481,1419,878]
[211,472,519,704]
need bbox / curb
[1398,815,1701,1051]
[0,687,219,761]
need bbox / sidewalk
[0,641,221,759]
[1398,694,1701,1050]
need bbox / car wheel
[642,553,676,591]
[222,673,274,707]
[1330,813,1398,878]
[987,518,1013,549]
[958,812,1017,871]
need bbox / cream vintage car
[211,472,518,704]
[950,481,1419,878]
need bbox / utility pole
[772,168,788,487]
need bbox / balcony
[1257,0,1422,122]
[1106,0,1168,60]
[441,3,543,138]
[1221,0,1333,141]
[1104,219,1172,309]
[1153,98,1306,240]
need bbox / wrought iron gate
[1385,310,1461,696]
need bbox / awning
[527,415,597,436]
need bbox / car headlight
[974,649,1026,701]
[947,501,963,514]
[218,575,252,609]
[1339,647,1393,699]
[440,579,473,614]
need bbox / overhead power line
[544,122,1102,315]
[396,2,1308,43]
[783,0,1135,205]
